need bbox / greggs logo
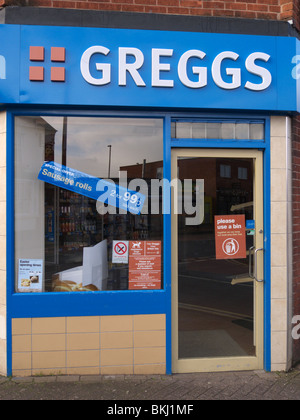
[28,44,273,92]
[29,46,66,82]
[80,46,272,91]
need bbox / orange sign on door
[129,241,161,290]
[214,215,246,260]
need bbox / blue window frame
[5,110,271,375]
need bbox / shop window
[15,116,164,293]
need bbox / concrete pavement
[1,365,300,400]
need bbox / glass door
[171,149,264,373]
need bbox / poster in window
[129,241,161,290]
[18,259,43,292]
[214,215,246,259]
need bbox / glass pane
[206,123,221,139]
[192,123,206,139]
[221,123,235,139]
[250,123,264,140]
[176,123,192,138]
[177,157,255,359]
[15,116,164,293]
[236,123,250,140]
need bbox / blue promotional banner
[0,23,299,112]
[38,161,145,215]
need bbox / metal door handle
[254,248,264,283]
[249,246,255,279]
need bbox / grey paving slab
[1,366,300,400]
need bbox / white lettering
[212,51,241,90]
[0,55,6,80]
[119,47,146,87]
[245,52,272,91]
[152,48,174,87]
[80,45,272,92]
[292,315,300,340]
[178,49,207,88]
[80,46,111,86]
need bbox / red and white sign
[215,215,246,260]
[112,240,129,264]
[129,241,161,290]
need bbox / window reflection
[15,116,164,293]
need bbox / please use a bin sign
[214,215,246,259]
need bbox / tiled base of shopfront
[11,314,166,377]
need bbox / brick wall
[292,115,300,364]
[0,0,298,29]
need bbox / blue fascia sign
[0,23,300,112]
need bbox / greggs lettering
[81,47,272,91]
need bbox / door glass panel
[177,157,255,359]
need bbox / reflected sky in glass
[42,117,163,179]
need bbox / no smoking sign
[112,241,129,264]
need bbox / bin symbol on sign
[222,238,239,257]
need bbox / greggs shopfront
[0,17,300,376]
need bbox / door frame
[171,148,264,373]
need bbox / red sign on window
[129,241,161,290]
[214,215,246,260]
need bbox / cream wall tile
[67,316,100,333]
[100,315,133,332]
[32,368,66,376]
[66,366,100,375]
[271,363,287,372]
[134,364,165,375]
[101,365,133,375]
[32,334,66,352]
[0,167,6,202]
[271,299,287,331]
[271,267,287,300]
[67,333,99,351]
[32,351,65,370]
[32,317,66,334]
[67,350,99,368]
[271,234,287,267]
[270,116,287,137]
[270,169,287,202]
[134,347,166,365]
[271,202,287,234]
[0,236,6,271]
[12,335,31,353]
[271,136,287,169]
[271,331,287,365]
[0,272,5,307]
[0,112,6,134]
[0,338,6,376]
[0,201,6,236]
[12,318,31,335]
[101,331,133,349]
[0,133,6,168]
[12,352,31,371]
[133,314,165,331]
[12,369,31,377]
[134,330,166,348]
[101,348,133,366]
[67,366,99,375]
[0,305,5,340]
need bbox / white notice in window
[18,259,43,293]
